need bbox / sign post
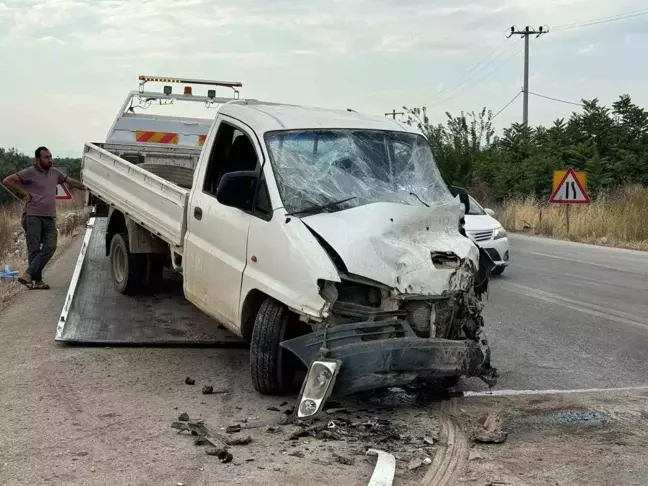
[548,168,590,234]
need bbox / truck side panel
[82,143,189,248]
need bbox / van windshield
[264,130,453,215]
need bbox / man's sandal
[17,277,34,289]
[32,281,50,290]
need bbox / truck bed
[82,142,191,248]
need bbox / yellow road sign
[550,169,590,204]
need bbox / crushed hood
[301,201,480,296]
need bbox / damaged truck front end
[281,239,498,419]
[263,128,498,418]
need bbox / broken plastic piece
[0,264,19,280]
[366,449,396,486]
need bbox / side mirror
[216,171,258,211]
[485,208,496,217]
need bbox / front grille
[469,230,493,242]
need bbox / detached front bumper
[281,319,496,396]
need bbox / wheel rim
[112,244,126,283]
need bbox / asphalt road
[2,232,648,485]
[465,233,648,393]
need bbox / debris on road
[173,419,251,447]
[332,451,355,466]
[206,447,233,463]
[407,458,424,470]
[267,406,281,412]
[366,449,396,486]
[469,449,484,461]
[227,436,252,446]
[178,412,190,422]
[423,436,435,446]
[474,413,508,444]
[226,424,242,434]
[185,377,195,385]
[201,385,230,395]
[266,425,280,433]
[317,429,343,440]
[288,451,305,458]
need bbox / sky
[0,0,647,158]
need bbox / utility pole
[507,25,548,125]
[385,109,404,120]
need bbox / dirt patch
[456,391,648,486]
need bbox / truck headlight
[296,359,342,419]
[493,227,507,240]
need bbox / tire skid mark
[419,398,469,486]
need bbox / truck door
[183,119,262,331]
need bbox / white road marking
[509,233,648,256]
[499,281,648,332]
[464,386,648,397]
[520,250,639,273]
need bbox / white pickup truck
[75,76,498,418]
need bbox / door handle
[194,207,203,220]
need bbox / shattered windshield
[264,130,453,215]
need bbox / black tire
[491,266,505,276]
[441,376,461,388]
[250,298,297,395]
[109,233,145,295]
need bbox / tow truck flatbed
[56,217,244,346]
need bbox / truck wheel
[442,376,461,388]
[109,233,144,295]
[250,298,297,395]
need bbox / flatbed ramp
[56,217,244,346]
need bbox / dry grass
[0,195,89,305]
[496,184,648,251]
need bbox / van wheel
[442,376,461,388]
[250,298,297,395]
[109,233,144,295]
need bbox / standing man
[2,146,85,289]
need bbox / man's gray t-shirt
[17,165,68,217]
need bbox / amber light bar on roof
[138,75,243,88]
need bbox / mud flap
[56,217,244,346]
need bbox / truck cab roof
[219,101,418,135]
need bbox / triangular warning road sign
[56,183,73,200]
[549,168,590,204]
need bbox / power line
[427,42,524,108]
[492,91,523,119]
[552,8,648,31]
[528,91,584,107]
[432,34,510,101]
